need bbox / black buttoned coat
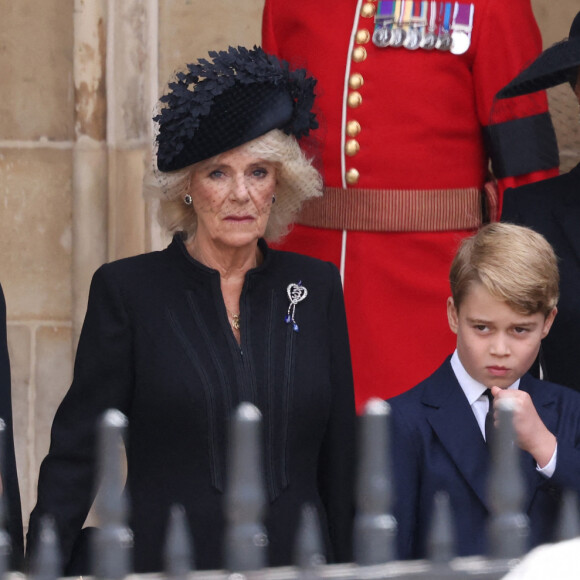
[501,163,580,392]
[26,237,355,572]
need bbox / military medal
[435,2,452,51]
[404,27,421,50]
[403,0,426,50]
[373,24,392,47]
[420,0,438,49]
[389,0,407,47]
[450,3,474,55]
[390,26,406,47]
[436,30,452,51]
[421,29,437,49]
[373,0,395,47]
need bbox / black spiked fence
[21,398,580,580]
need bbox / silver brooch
[285,281,308,332]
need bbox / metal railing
[20,399,580,579]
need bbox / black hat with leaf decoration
[498,11,580,99]
[155,46,318,172]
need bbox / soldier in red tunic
[262,0,559,408]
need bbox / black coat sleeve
[0,283,23,569]
[316,263,356,562]
[26,266,135,568]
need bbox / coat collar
[168,233,273,277]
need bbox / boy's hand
[490,386,557,469]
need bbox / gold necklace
[228,311,240,331]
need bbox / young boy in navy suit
[389,222,580,559]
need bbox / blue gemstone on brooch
[285,315,291,324]
[293,323,299,332]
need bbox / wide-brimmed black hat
[497,11,580,99]
[155,46,318,172]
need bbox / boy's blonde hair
[450,222,559,317]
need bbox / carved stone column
[106,0,158,260]
[73,0,108,343]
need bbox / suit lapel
[422,362,490,509]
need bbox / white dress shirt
[450,350,557,477]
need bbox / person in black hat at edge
[497,11,580,394]
[26,46,355,574]
[0,283,24,570]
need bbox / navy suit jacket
[388,358,580,559]
[502,163,580,392]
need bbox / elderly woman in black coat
[498,11,580,393]
[27,47,355,573]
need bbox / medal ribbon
[375,0,395,27]
[437,2,452,36]
[452,2,474,31]
[411,0,423,23]
[395,0,405,28]
[415,1,428,32]
[427,0,437,31]
[402,0,413,34]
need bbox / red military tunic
[262,0,559,409]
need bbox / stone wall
[0,0,264,533]
[0,0,578,539]
[0,0,76,529]
[535,1,580,172]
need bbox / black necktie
[484,389,494,445]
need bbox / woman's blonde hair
[450,222,559,317]
[145,129,323,242]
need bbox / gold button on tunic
[345,139,360,157]
[352,46,367,63]
[356,29,370,44]
[349,73,364,90]
[360,3,376,18]
[347,91,362,108]
[346,120,361,137]
[345,168,360,184]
